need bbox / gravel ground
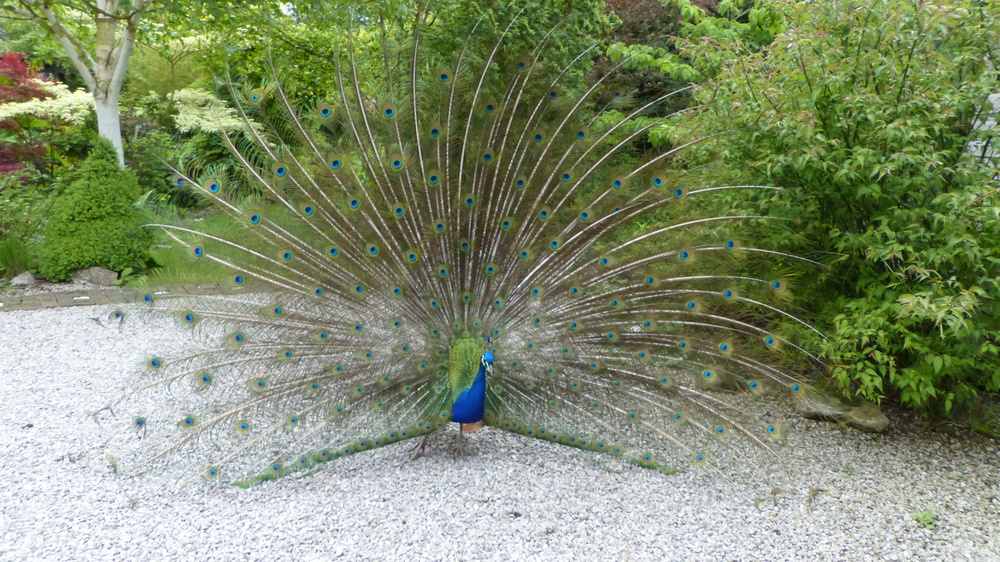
[1,306,998,561]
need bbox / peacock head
[481,351,494,375]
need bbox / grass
[0,237,31,278]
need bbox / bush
[683,0,1000,415]
[37,139,153,281]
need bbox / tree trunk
[94,94,124,166]
[3,0,150,168]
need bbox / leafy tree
[682,0,1000,416]
[0,0,286,166]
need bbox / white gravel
[1,305,998,561]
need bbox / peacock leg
[454,429,466,457]
[408,434,430,460]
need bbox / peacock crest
[110,8,824,486]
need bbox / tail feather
[114,10,826,484]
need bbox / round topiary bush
[37,139,153,281]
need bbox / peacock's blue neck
[451,362,487,424]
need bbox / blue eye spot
[429,174,439,184]
[393,287,402,295]
[350,199,360,208]
[250,214,261,224]
[549,90,558,99]
[674,188,684,197]
[355,285,364,293]
[561,173,571,182]
[726,240,735,249]
[613,179,622,189]
[208,182,220,193]
[282,251,292,261]
[576,131,585,139]
[516,179,525,187]
[275,166,286,176]
[303,206,314,215]
[331,159,342,169]
[439,73,449,81]
[392,159,402,169]
[329,247,339,257]
[680,251,690,260]
[184,313,194,323]
[520,251,529,259]
[430,128,440,137]
[485,104,495,112]
[653,177,663,186]
[394,207,404,216]
[384,108,394,117]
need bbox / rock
[794,391,890,433]
[71,267,119,287]
[10,272,35,286]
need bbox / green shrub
[682,0,1000,415]
[37,139,153,281]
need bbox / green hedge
[37,139,153,281]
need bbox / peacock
[109,7,825,487]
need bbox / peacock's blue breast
[451,366,487,424]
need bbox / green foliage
[912,508,937,529]
[684,0,1000,414]
[124,41,212,98]
[607,0,786,87]
[0,167,54,241]
[37,139,153,281]
[0,236,31,277]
